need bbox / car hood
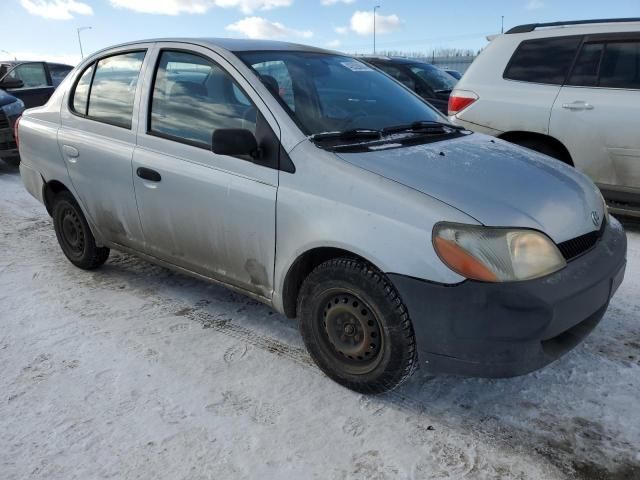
[336,133,604,243]
[0,88,18,108]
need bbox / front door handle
[562,101,594,111]
[136,167,162,182]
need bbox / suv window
[7,63,48,87]
[149,50,257,148]
[87,51,145,128]
[567,43,603,87]
[504,37,581,85]
[600,41,640,89]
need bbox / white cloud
[215,0,292,14]
[321,0,355,5]
[20,0,92,20]
[225,16,312,39]
[326,39,341,48]
[109,0,210,15]
[108,0,292,15]
[349,10,401,35]
[526,0,544,9]
[334,26,348,34]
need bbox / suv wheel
[512,138,568,163]
[52,192,110,269]
[297,258,417,394]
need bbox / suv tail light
[13,115,21,149]
[448,90,478,116]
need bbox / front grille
[0,111,8,129]
[557,220,605,261]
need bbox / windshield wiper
[382,120,464,135]
[310,129,382,142]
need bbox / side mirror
[212,128,260,159]
[0,78,24,89]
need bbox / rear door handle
[136,167,162,182]
[62,145,79,163]
[562,101,594,111]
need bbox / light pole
[373,5,380,55]
[77,26,92,59]
[501,16,504,33]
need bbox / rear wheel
[52,192,110,269]
[511,138,570,164]
[297,258,417,394]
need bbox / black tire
[297,258,417,394]
[52,191,110,269]
[512,138,567,163]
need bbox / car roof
[497,18,640,41]
[93,37,334,56]
[506,17,640,34]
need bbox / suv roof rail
[506,17,640,34]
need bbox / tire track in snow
[164,301,315,368]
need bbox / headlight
[3,98,24,117]
[433,223,566,282]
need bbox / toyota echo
[16,39,627,393]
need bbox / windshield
[408,64,457,91]
[238,52,443,135]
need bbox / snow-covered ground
[1,160,639,480]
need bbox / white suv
[449,18,640,216]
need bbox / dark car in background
[444,69,462,80]
[0,61,73,108]
[0,89,23,165]
[360,56,457,114]
[0,61,73,164]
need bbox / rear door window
[72,63,94,114]
[567,43,604,87]
[87,51,146,128]
[504,37,581,84]
[599,41,640,89]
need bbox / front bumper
[388,217,627,377]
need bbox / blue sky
[1,0,638,65]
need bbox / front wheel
[52,192,110,270]
[297,258,417,394]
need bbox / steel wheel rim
[60,206,85,257]
[318,291,383,374]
